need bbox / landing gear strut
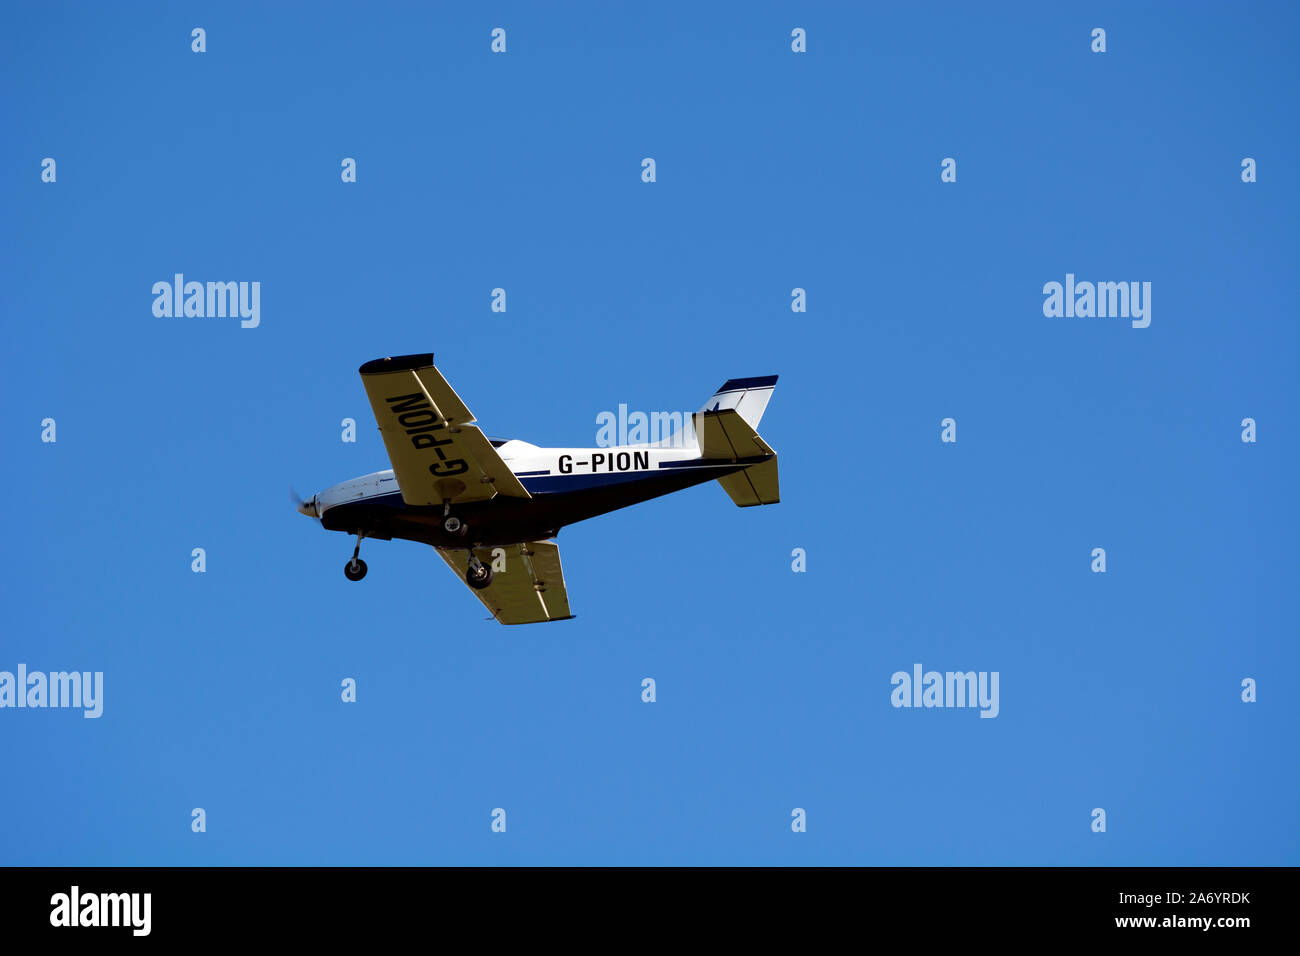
[344,533,368,581]
[466,552,494,590]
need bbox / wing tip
[359,353,435,375]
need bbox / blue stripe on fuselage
[520,470,683,494]
[656,457,755,469]
[518,461,750,493]
[322,463,738,513]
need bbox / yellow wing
[437,542,574,625]
[358,354,530,506]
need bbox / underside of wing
[358,354,530,506]
[437,542,574,625]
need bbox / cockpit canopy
[487,438,539,455]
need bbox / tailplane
[694,402,780,508]
[717,456,779,507]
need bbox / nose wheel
[343,533,368,581]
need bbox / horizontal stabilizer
[693,408,780,507]
[693,408,774,462]
[717,456,780,507]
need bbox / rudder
[700,375,777,430]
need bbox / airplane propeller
[291,485,319,518]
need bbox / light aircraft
[295,354,779,624]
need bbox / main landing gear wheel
[442,500,468,537]
[466,556,494,590]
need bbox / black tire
[466,564,494,590]
[443,515,463,534]
[344,558,368,581]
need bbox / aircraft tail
[694,394,780,508]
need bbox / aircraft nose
[297,495,319,518]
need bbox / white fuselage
[312,438,709,518]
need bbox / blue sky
[2,1,1296,865]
